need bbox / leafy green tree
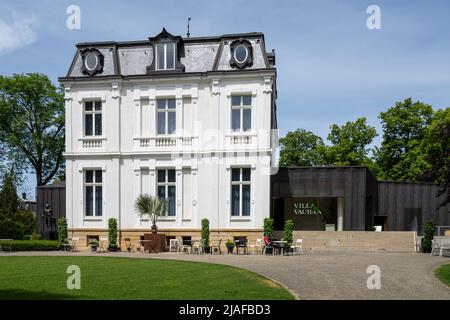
[0,172,35,237]
[279,129,325,166]
[321,117,377,166]
[0,73,65,186]
[374,98,433,181]
[414,108,450,206]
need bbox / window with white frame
[231,95,251,132]
[155,43,175,70]
[84,170,102,217]
[157,98,176,135]
[84,101,102,136]
[157,169,176,216]
[231,168,251,216]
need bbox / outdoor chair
[235,238,248,255]
[98,236,108,253]
[137,239,145,253]
[125,238,134,253]
[430,239,441,256]
[192,239,204,254]
[248,238,263,254]
[263,236,274,255]
[210,239,222,255]
[169,239,179,253]
[63,237,79,252]
[290,239,304,255]
[440,242,450,257]
[179,238,192,254]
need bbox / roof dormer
[146,28,185,74]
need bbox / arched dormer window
[147,28,185,74]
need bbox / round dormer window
[234,44,248,63]
[80,48,104,76]
[85,52,98,71]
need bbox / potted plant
[108,218,118,252]
[421,220,435,253]
[201,218,210,254]
[283,219,294,246]
[263,217,274,242]
[225,239,235,254]
[135,194,167,234]
[89,240,99,252]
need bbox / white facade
[61,30,277,236]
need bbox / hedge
[0,240,60,251]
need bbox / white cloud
[0,15,38,55]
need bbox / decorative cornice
[211,79,220,95]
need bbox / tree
[135,194,167,233]
[374,98,433,181]
[0,73,65,186]
[321,117,377,166]
[414,108,450,206]
[279,129,325,166]
[0,172,36,238]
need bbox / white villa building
[60,28,278,249]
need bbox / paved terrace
[2,251,449,300]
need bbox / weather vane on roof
[187,17,191,38]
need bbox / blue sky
[1,0,450,197]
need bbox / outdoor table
[273,240,288,255]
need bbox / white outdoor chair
[169,239,179,253]
[248,239,263,254]
[430,239,441,256]
[440,242,450,257]
[290,239,304,255]
[99,236,108,253]
[192,239,204,254]
[178,239,191,254]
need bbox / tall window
[157,169,176,216]
[84,101,102,136]
[157,98,176,135]
[231,168,251,216]
[231,95,251,132]
[155,43,175,70]
[85,170,102,217]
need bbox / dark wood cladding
[36,182,66,237]
[272,167,449,232]
[377,181,449,231]
[272,167,377,231]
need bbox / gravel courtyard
[4,251,450,300]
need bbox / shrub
[421,220,436,253]
[263,218,274,241]
[0,240,60,251]
[0,219,24,240]
[58,217,68,246]
[225,239,235,247]
[108,218,118,248]
[283,219,294,245]
[201,218,210,248]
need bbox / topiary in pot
[58,217,68,249]
[263,217,274,241]
[108,218,118,252]
[283,219,294,245]
[421,220,435,253]
[201,218,210,254]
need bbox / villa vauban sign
[293,202,322,215]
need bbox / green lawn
[0,256,294,300]
[435,264,450,287]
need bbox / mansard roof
[60,29,276,81]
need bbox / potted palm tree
[135,194,167,233]
[135,194,168,253]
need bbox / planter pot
[226,246,234,254]
[203,246,211,254]
[90,246,98,252]
[108,245,118,252]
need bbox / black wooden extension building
[271,167,449,234]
